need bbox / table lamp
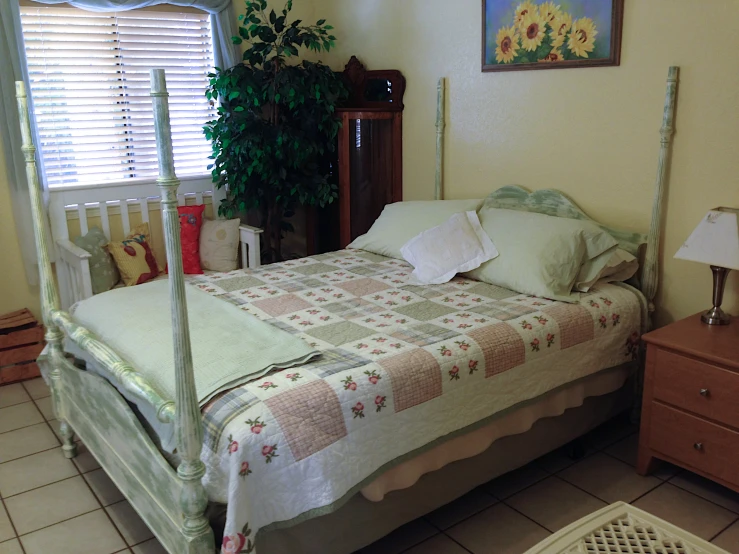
[674,208,739,325]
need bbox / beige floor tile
[21,379,50,401]
[106,501,153,546]
[670,471,739,513]
[558,453,662,503]
[4,475,99,535]
[132,538,167,554]
[73,443,102,474]
[0,423,58,463]
[0,539,22,554]
[447,503,550,554]
[426,488,497,530]
[0,385,30,410]
[712,520,739,552]
[633,483,737,540]
[0,503,13,543]
[0,403,43,435]
[484,463,549,500]
[357,518,438,554]
[404,534,468,554]
[34,396,54,421]
[584,414,638,450]
[20,510,126,554]
[604,433,639,466]
[653,462,681,481]
[506,477,606,532]
[85,468,125,507]
[0,447,78,498]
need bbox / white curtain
[0,0,239,286]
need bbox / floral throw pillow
[107,223,160,286]
[73,226,120,294]
[165,205,205,275]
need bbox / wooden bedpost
[435,77,446,201]
[15,81,77,459]
[150,69,213,553]
[642,66,679,331]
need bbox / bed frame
[16,66,679,554]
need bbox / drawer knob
[694,442,704,452]
[700,388,710,397]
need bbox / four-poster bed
[16,65,679,554]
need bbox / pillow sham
[574,248,639,292]
[401,211,499,285]
[348,199,483,260]
[73,226,120,295]
[464,208,618,302]
[107,223,160,287]
[200,218,241,272]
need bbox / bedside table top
[643,313,739,371]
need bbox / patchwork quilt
[182,249,645,554]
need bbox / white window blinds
[20,5,216,188]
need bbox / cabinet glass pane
[349,118,394,241]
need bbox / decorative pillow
[401,211,499,285]
[107,223,160,287]
[73,227,120,295]
[464,208,618,302]
[574,248,639,292]
[348,199,483,260]
[177,205,205,275]
[199,218,241,272]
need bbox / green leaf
[234,106,245,112]
[317,19,326,25]
[228,91,240,101]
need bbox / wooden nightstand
[637,314,739,492]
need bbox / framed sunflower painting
[482,0,624,72]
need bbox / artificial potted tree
[204,0,348,262]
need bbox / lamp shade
[674,208,739,270]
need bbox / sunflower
[539,2,561,24]
[495,25,519,63]
[514,1,538,29]
[539,48,564,62]
[519,11,547,51]
[568,17,598,58]
[549,12,573,48]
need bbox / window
[20,4,216,188]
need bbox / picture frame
[482,0,624,72]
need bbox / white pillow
[400,211,499,285]
[348,199,483,259]
[200,218,241,272]
[574,248,639,292]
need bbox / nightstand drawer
[653,349,739,428]
[650,402,739,487]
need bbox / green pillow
[464,208,618,302]
[348,199,483,259]
[73,227,120,295]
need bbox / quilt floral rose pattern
[183,249,644,554]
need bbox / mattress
[72,249,647,550]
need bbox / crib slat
[100,202,111,240]
[195,192,203,206]
[120,200,131,235]
[77,205,89,236]
[177,194,186,206]
[139,198,150,224]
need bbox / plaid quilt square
[380,349,442,412]
[202,387,261,451]
[278,278,326,293]
[468,323,526,378]
[468,302,538,321]
[391,323,461,346]
[303,348,371,378]
[322,298,385,319]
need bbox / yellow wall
[308,0,739,326]
[0,142,41,320]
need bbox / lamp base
[702,306,731,326]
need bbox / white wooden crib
[49,177,263,309]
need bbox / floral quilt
[183,249,644,554]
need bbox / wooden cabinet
[637,314,739,492]
[308,57,406,254]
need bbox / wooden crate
[0,309,45,385]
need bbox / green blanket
[71,280,319,405]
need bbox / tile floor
[1,379,739,554]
